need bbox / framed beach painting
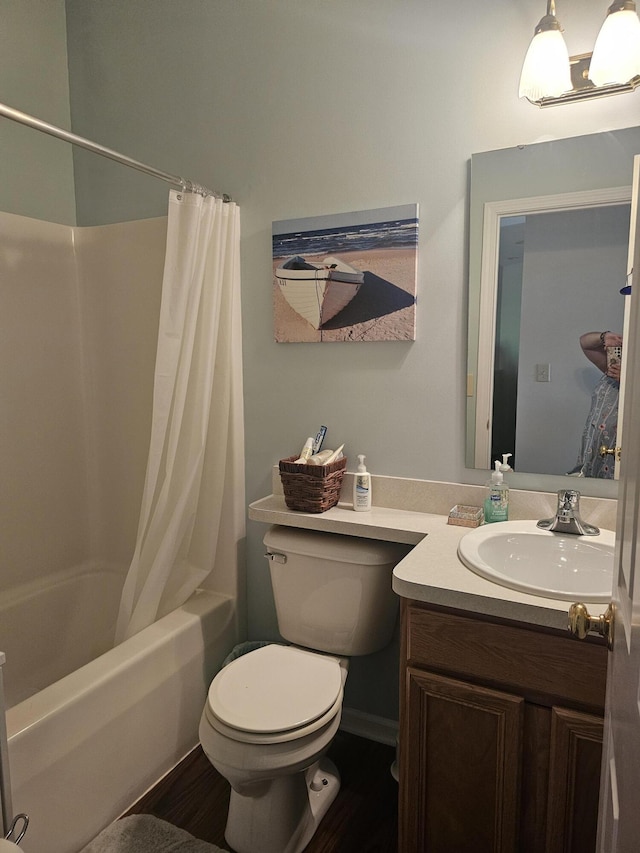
[272,204,418,342]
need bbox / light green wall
[15,0,640,719]
[0,0,76,224]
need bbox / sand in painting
[273,247,416,342]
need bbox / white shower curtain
[115,189,244,643]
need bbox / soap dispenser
[353,454,372,512]
[484,455,510,523]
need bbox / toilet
[199,525,407,853]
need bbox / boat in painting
[275,255,364,329]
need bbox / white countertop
[249,494,433,544]
[387,513,576,630]
[248,488,594,632]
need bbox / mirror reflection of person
[568,331,622,479]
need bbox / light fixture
[520,1,640,107]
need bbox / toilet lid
[207,644,343,734]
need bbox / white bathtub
[3,566,237,853]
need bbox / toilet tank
[263,526,410,656]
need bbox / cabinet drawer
[406,603,607,710]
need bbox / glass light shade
[519,30,572,100]
[590,8,640,86]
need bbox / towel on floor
[79,815,228,853]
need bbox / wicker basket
[279,455,347,513]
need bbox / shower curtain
[115,190,244,643]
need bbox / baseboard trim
[339,708,398,747]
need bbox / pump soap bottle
[353,455,372,512]
[483,454,511,523]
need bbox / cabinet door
[545,706,604,853]
[400,667,523,853]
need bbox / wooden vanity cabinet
[398,599,608,853]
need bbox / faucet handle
[558,489,580,509]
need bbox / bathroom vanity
[398,598,607,853]
[249,471,617,853]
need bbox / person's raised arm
[580,331,622,376]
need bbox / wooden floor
[125,731,398,852]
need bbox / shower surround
[0,210,241,852]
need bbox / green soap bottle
[484,454,511,524]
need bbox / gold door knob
[599,445,622,460]
[568,602,614,650]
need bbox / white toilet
[199,525,407,853]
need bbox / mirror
[467,126,640,478]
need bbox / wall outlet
[535,363,551,382]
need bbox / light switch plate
[535,363,551,382]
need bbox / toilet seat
[206,645,343,742]
[205,689,343,744]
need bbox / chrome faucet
[537,490,600,536]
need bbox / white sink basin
[457,520,615,602]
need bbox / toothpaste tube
[313,426,328,454]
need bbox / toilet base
[225,757,340,853]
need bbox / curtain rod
[0,101,231,202]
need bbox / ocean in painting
[272,217,419,259]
